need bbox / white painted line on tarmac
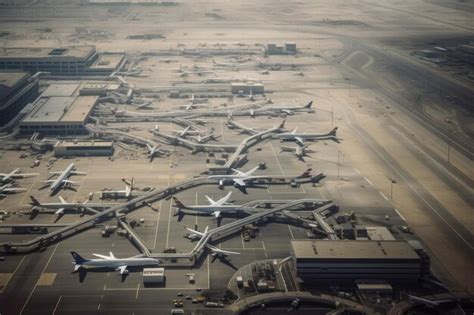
[363,176,373,186]
[394,208,406,221]
[288,225,295,240]
[20,243,60,315]
[379,191,389,201]
[135,283,140,300]
[52,295,62,315]
[262,241,268,259]
[0,255,25,294]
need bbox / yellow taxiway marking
[37,273,56,286]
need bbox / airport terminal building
[0,71,39,126]
[0,46,124,76]
[291,240,430,284]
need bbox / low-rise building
[54,140,114,157]
[19,94,97,135]
[0,46,123,76]
[143,268,165,285]
[291,240,428,284]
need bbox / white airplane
[173,126,201,138]
[173,191,243,218]
[237,89,255,101]
[0,168,38,183]
[71,251,160,275]
[45,163,86,195]
[278,127,338,146]
[207,166,264,188]
[0,184,27,197]
[190,133,220,143]
[180,93,208,110]
[184,225,209,240]
[176,65,214,77]
[280,145,316,162]
[101,178,136,199]
[146,143,165,161]
[206,245,240,258]
[227,117,258,135]
[29,196,116,214]
[259,101,313,115]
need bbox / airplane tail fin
[71,251,88,264]
[278,119,286,129]
[304,101,313,109]
[29,195,40,206]
[172,197,186,209]
[329,127,338,136]
[299,168,312,178]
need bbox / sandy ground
[0,0,473,301]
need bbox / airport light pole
[337,151,344,180]
[387,176,397,200]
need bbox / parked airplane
[277,127,338,146]
[44,163,86,195]
[183,225,209,240]
[173,126,201,138]
[259,100,313,115]
[206,245,240,258]
[227,117,258,135]
[0,169,38,184]
[176,65,214,77]
[173,191,244,218]
[71,251,160,275]
[146,143,165,161]
[29,196,116,214]
[101,178,136,199]
[180,93,209,110]
[237,89,255,101]
[190,133,220,143]
[0,184,27,197]
[207,165,266,188]
[280,145,316,162]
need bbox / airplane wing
[231,168,246,176]
[206,244,240,256]
[205,195,216,205]
[295,137,305,146]
[146,143,152,151]
[116,265,128,275]
[44,179,55,184]
[59,196,67,204]
[62,180,77,185]
[244,166,260,176]
[71,171,86,175]
[233,178,246,187]
[217,191,232,205]
[185,227,203,237]
[109,252,116,259]
[55,208,64,215]
[3,187,27,192]
[49,171,63,175]
[212,211,221,218]
[11,173,39,178]
[93,253,113,260]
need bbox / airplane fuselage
[50,163,75,192]
[80,257,159,269]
